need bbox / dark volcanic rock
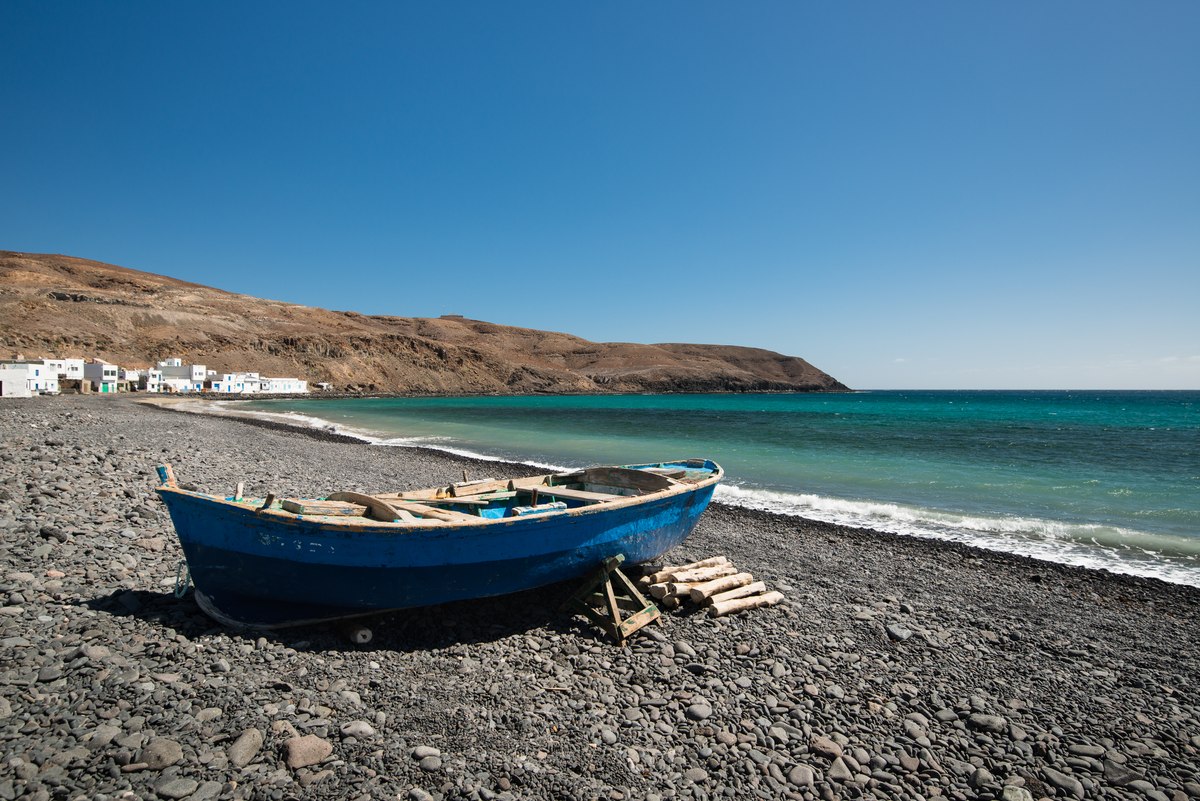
[0,395,1196,801]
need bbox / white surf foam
[714,484,1200,588]
[193,400,1200,587]
[216,402,572,471]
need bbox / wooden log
[665,564,737,584]
[659,595,681,610]
[707,590,785,618]
[704,581,768,606]
[644,556,730,584]
[689,572,755,603]
[648,581,700,600]
[666,581,700,599]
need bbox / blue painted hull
[157,460,721,627]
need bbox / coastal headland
[0,251,848,396]
[2,395,1198,801]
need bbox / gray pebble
[227,728,264,768]
[140,739,183,770]
[154,777,199,799]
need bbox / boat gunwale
[156,460,724,535]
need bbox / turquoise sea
[235,391,1200,587]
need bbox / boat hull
[157,461,720,627]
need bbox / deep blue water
[237,391,1200,586]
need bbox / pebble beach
[2,395,1198,801]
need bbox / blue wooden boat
[155,459,723,628]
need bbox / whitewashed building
[207,374,308,394]
[0,361,59,395]
[1,363,35,397]
[83,360,120,393]
[119,367,141,388]
[0,364,33,397]
[210,372,262,393]
[141,369,164,393]
[44,358,85,381]
[158,358,206,393]
[261,377,308,394]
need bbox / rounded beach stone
[340,720,376,739]
[810,735,843,760]
[967,713,1007,733]
[155,777,199,799]
[787,764,815,787]
[283,735,332,769]
[140,738,183,770]
[227,728,264,768]
[1002,787,1034,801]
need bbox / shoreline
[3,395,1198,801]
[136,393,1200,592]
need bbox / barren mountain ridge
[0,251,848,394]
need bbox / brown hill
[0,251,849,394]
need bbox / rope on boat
[173,560,191,598]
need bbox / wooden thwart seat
[527,486,627,504]
[280,498,368,517]
[392,501,479,522]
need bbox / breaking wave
[714,484,1200,587]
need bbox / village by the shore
[0,355,316,398]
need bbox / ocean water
[235,391,1200,587]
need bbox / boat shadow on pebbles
[81,579,614,653]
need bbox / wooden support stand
[563,554,661,646]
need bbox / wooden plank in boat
[378,494,492,507]
[643,468,687,479]
[529,486,625,504]
[393,475,549,500]
[393,502,480,522]
[281,498,367,516]
[326,492,407,523]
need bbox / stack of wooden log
[637,556,784,618]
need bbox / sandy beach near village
[2,395,1198,801]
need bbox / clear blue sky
[3,2,1197,389]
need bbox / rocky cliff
[0,251,848,394]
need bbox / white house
[210,372,262,393]
[44,358,85,381]
[119,367,141,388]
[261,377,308,394]
[0,363,35,397]
[157,358,206,393]
[140,369,163,393]
[84,360,120,393]
[0,361,59,395]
